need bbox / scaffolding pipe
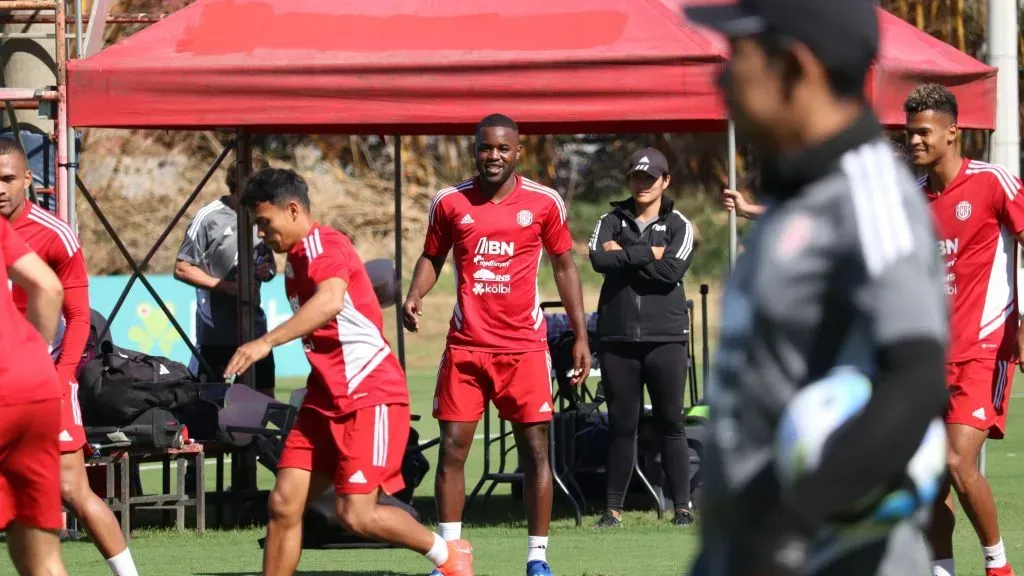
[0,12,163,24]
[54,0,68,223]
[0,88,59,101]
[69,0,81,230]
[0,1,56,9]
[393,135,406,370]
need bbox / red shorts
[433,347,553,424]
[59,378,87,454]
[279,403,409,495]
[945,358,1014,439]
[0,399,63,531]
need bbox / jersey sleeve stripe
[587,215,606,251]
[841,141,915,278]
[302,237,312,261]
[29,204,81,252]
[672,210,695,260]
[428,179,473,226]
[27,210,78,257]
[186,201,223,240]
[521,178,567,223]
[966,161,1022,201]
[313,228,324,257]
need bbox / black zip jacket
[587,196,695,343]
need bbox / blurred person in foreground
[587,147,697,528]
[905,83,1019,576]
[223,168,473,576]
[0,214,69,575]
[685,0,948,575]
[0,139,138,575]
[175,155,276,394]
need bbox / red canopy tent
[67,0,996,132]
[63,0,999,389]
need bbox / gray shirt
[701,117,947,575]
[176,197,272,347]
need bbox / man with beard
[403,114,591,576]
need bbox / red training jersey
[10,202,89,359]
[285,223,408,416]
[0,218,61,406]
[926,158,1024,362]
[424,175,573,352]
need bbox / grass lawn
[2,275,1021,575]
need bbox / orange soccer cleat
[436,539,474,576]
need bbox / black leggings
[600,341,690,511]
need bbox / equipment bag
[79,341,199,427]
[85,407,185,450]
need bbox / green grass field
[4,370,1023,576]
[2,273,1022,575]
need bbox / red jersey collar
[471,173,521,204]
[10,199,34,227]
[925,158,969,199]
[290,221,322,256]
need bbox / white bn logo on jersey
[475,237,514,256]
[517,210,533,227]
[955,201,972,221]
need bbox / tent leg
[393,135,406,370]
[727,120,738,271]
[235,130,255,386]
[99,143,234,347]
[76,174,214,377]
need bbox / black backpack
[79,341,199,427]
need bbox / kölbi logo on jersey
[475,237,514,256]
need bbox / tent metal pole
[728,120,737,271]
[76,174,215,377]
[393,135,406,370]
[98,143,234,347]
[235,130,255,387]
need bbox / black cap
[685,0,878,80]
[627,148,669,178]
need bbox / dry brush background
[75,0,1024,278]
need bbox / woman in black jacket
[587,147,696,527]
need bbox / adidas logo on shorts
[348,470,367,484]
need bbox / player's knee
[267,487,303,524]
[334,498,374,536]
[520,437,549,473]
[439,435,471,469]
[946,448,980,491]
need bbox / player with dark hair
[404,113,591,576]
[0,214,69,576]
[905,82,1018,576]
[685,0,948,575]
[0,139,139,575]
[225,168,473,576]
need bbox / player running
[904,83,1018,576]
[223,168,473,576]
[0,139,139,576]
[403,113,591,576]
[0,215,69,575]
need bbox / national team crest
[517,210,533,227]
[284,262,294,279]
[955,201,972,221]
[776,212,814,260]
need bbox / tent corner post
[235,129,256,387]
[727,120,738,272]
[393,135,406,370]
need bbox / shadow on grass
[409,492,595,528]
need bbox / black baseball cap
[685,0,879,81]
[627,148,669,178]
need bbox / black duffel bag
[79,341,199,428]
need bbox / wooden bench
[87,443,206,540]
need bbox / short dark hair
[755,34,867,99]
[904,84,958,122]
[0,137,29,167]
[476,113,519,135]
[240,168,310,211]
[226,154,268,195]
